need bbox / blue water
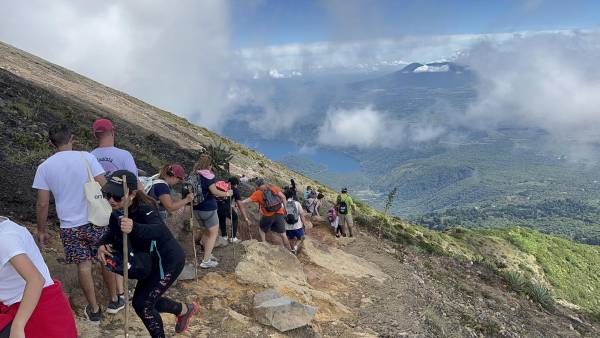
[244,139,360,174]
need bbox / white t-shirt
[285,199,304,231]
[0,218,53,306]
[91,146,138,177]
[32,151,105,228]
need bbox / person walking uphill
[239,179,292,251]
[336,187,357,237]
[33,123,118,323]
[91,118,139,179]
[0,217,77,338]
[97,170,199,338]
[191,154,233,269]
[91,117,135,312]
[217,177,248,243]
[147,164,194,220]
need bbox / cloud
[317,106,444,148]
[0,0,236,130]
[458,30,600,158]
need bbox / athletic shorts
[195,210,219,229]
[286,228,305,240]
[59,224,106,264]
[339,214,353,227]
[259,214,286,234]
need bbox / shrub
[205,142,233,175]
[526,282,554,310]
[503,270,527,293]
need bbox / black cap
[255,178,265,187]
[341,187,348,193]
[102,170,138,198]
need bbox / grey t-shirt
[91,146,138,177]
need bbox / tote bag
[81,153,111,226]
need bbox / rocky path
[34,218,599,337]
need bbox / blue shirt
[148,182,170,211]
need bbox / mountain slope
[2,41,600,336]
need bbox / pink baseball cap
[92,118,114,133]
[170,164,186,180]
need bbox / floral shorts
[59,224,106,264]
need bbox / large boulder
[235,240,351,321]
[253,289,317,332]
[302,238,388,283]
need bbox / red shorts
[0,280,77,338]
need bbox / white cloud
[0,0,236,130]
[317,106,444,148]
[459,30,600,158]
[414,64,450,73]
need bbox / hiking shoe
[106,297,125,314]
[221,236,228,242]
[175,302,200,333]
[84,304,101,323]
[209,254,218,262]
[230,237,240,243]
[200,260,218,268]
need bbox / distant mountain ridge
[353,61,475,89]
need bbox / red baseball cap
[170,164,186,180]
[92,118,114,133]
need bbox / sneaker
[221,236,228,241]
[200,259,218,268]
[106,297,125,314]
[84,304,101,323]
[209,254,218,262]
[175,302,200,333]
[231,237,240,243]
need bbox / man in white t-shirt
[32,123,116,323]
[90,118,138,308]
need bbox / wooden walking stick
[190,201,198,281]
[122,175,130,338]
[229,195,236,261]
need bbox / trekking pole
[122,175,130,338]
[229,196,236,262]
[190,201,198,281]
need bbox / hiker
[336,188,357,237]
[313,192,325,217]
[33,123,120,322]
[303,189,318,215]
[239,179,292,251]
[91,117,137,310]
[147,164,194,220]
[240,174,249,183]
[0,217,78,338]
[284,189,307,255]
[327,207,341,237]
[97,170,199,337]
[217,177,248,243]
[289,179,298,201]
[91,118,139,179]
[303,186,314,200]
[191,154,233,269]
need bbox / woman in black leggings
[97,170,198,338]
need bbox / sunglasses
[103,192,123,202]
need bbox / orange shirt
[249,185,285,216]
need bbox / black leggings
[132,257,185,338]
[0,323,10,338]
[218,203,238,238]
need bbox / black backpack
[285,200,299,224]
[338,195,348,215]
[263,187,283,212]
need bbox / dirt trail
[15,217,599,338]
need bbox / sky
[1,0,600,156]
